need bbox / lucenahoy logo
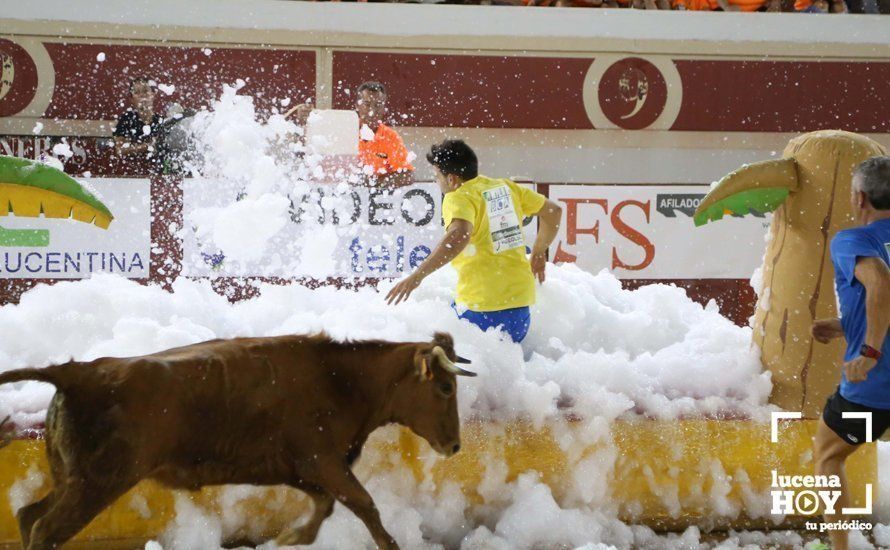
[0,155,114,247]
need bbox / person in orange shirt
[355,81,414,188]
[289,82,415,188]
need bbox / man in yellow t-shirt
[386,139,562,343]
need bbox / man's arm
[858,257,890,351]
[385,219,472,305]
[529,199,563,283]
[288,103,314,126]
[113,113,151,157]
[114,136,151,157]
[844,257,890,383]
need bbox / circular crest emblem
[583,55,682,131]
[0,38,38,118]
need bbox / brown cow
[0,331,475,550]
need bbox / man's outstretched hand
[845,355,878,383]
[386,273,422,305]
[530,251,547,283]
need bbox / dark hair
[426,139,479,180]
[854,156,890,210]
[129,76,155,94]
[357,81,387,95]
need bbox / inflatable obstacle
[0,419,875,545]
[695,130,888,418]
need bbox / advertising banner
[182,181,444,279]
[182,182,768,281]
[0,178,151,279]
[549,185,769,280]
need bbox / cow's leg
[275,488,335,546]
[19,434,67,548]
[321,469,398,550]
[26,478,130,550]
[16,491,56,549]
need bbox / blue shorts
[453,304,531,343]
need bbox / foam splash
[183,83,318,266]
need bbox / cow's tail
[0,416,13,450]
[0,365,68,450]
[0,366,64,388]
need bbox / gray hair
[854,156,890,210]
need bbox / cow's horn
[432,346,477,377]
[455,355,472,364]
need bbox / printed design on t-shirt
[482,185,523,254]
[884,242,890,259]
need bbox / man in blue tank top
[812,156,890,550]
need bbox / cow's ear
[414,348,435,382]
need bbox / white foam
[51,142,73,159]
[183,84,306,264]
[8,465,45,515]
[160,494,222,550]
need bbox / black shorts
[822,389,890,445]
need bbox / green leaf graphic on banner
[0,155,115,250]
[0,224,50,247]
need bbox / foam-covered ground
[0,265,883,549]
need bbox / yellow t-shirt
[442,175,546,312]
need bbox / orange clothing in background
[728,0,767,10]
[358,124,414,176]
[671,0,715,9]
[673,0,764,9]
